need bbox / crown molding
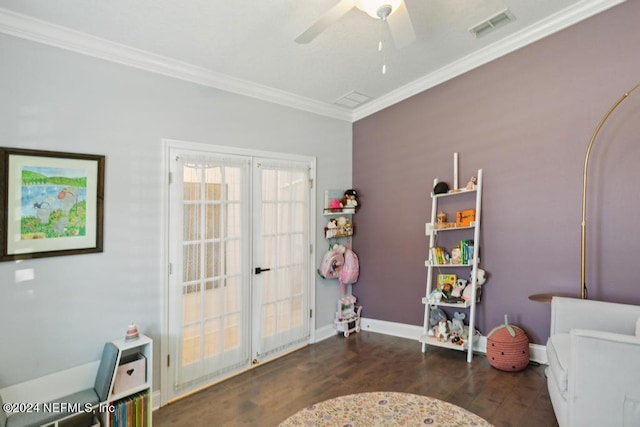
[352,0,627,121]
[0,8,353,122]
[0,0,625,123]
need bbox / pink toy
[329,199,343,211]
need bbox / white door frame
[160,138,316,406]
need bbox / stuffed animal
[329,199,343,211]
[466,176,477,190]
[462,268,487,302]
[427,288,444,304]
[334,216,351,237]
[475,268,487,285]
[325,218,338,238]
[343,221,353,235]
[341,189,358,210]
[451,312,466,336]
[451,279,467,298]
[331,243,346,253]
[428,307,447,337]
[436,318,451,342]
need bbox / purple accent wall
[352,1,640,344]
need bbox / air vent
[468,9,515,38]
[334,91,372,109]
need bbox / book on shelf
[436,274,457,298]
[460,240,474,265]
[430,242,476,266]
[110,391,149,427]
[430,246,450,265]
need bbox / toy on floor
[335,295,362,337]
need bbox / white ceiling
[0,0,625,121]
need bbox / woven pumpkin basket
[486,315,530,372]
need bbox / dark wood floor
[153,331,558,426]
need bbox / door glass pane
[204,318,221,357]
[225,276,240,312]
[183,244,200,282]
[224,313,240,349]
[182,323,201,366]
[204,279,223,317]
[204,203,219,240]
[183,204,200,240]
[227,203,241,238]
[225,239,241,276]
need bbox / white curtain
[254,159,310,360]
[169,152,311,391]
[172,153,251,390]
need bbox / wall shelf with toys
[323,189,359,216]
[420,167,484,363]
[323,189,358,239]
[325,217,354,239]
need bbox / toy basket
[486,315,530,372]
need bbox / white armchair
[546,297,640,427]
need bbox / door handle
[254,267,271,275]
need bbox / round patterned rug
[279,391,492,426]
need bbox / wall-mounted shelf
[323,208,356,216]
[323,189,357,216]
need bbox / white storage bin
[112,353,146,395]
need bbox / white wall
[0,34,352,389]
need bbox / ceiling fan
[295,0,416,48]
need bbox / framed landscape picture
[0,147,105,261]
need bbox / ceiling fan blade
[295,0,356,44]
[387,0,416,48]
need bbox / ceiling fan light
[356,0,402,19]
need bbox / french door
[165,142,313,401]
[252,159,312,361]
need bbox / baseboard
[354,317,548,365]
[360,317,423,340]
[529,343,548,364]
[314,323,338,343]
[152,390,161,411]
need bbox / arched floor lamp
[530,82,640,303]
[579,82,640,299]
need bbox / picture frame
[0,147,105,261]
